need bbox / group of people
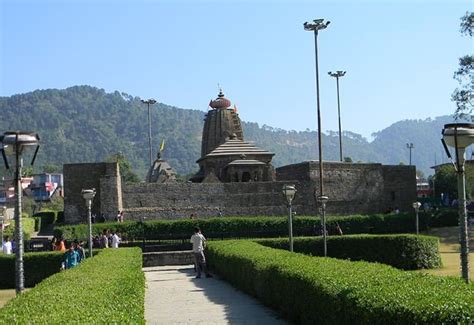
[92,229,121,249]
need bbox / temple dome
[209,89,231,109]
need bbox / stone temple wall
[64,161,416,223]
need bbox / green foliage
[258,234,442,270]
[206,240,474,324]
[434,164,474,199]
[0,86,459,178]
[106,152,141,183]
[56,211,64,223]
[3,218,36,240]
[453,12,474,117]
[53,211,456,241]
[40,196,64,212]
[33,211,56,225]
[0,251,63,289]
[21,196,37,218]
[0,248,145,323]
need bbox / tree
[435,164,474,200]
[453,12,474,118]
[106,153,141,183]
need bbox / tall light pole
[82,189,96,258]
[0,206,5,252]
[328,70,346,162]
[283,185,297,252]
[0,131,40,294]
[304,18,330,257]
[406,143,414,165]
[141,99,157,167]
[412,201,421,235]
[442,123,474,283]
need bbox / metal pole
[409,147,412,165]
[457,165,470,283]
[147,102,152,167]
[288,202,293,252]
[87,199,93,258]
[313,30,327,257]
[336,76,342,162]
[415,209,419,235]
[321,200,327,256]
[14,142,24,294]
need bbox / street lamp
[282,185,297,252]
[328,70,346,162]
[412,201,421,235]
[441,122,474,283]
[316,195,329,256]
[305,18,330,257]
[0,206,5,251]
[141,99,157,167]
[0,131,40,294]
[81,189,96,258]
[406,143,414,165]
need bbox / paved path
[144,265,287,324]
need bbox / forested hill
[0,86,461,178]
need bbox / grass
[419,226,474,278]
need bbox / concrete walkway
[144,265,287,324]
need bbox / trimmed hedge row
[0,251,63,289]
[33,211,56,225]
[206,240,474,324]
[0,248,145,323]
[257,234,442,270]
[54,209,458,241]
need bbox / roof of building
[202,139,274,159]
[227,159,266,166]
[209,89,231,110]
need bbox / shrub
[428,208,458,227]
[54,210,456,241]
[33,217,42,232]
[0,248,145,323]
[33,211,56,225]
[0,251,63,289]
[3,218,35,240]
[257,234,442,270]
[56,211,64,223]
[206,241,474,324]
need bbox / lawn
[420,226,474,278]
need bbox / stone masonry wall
[64,162,121,224]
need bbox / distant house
[29,173,63,201]
[0,177,33,204]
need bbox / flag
[159,139,165,152]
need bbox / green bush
[0,248,145,323]
[56,211,64,223]
[0,251,63,289]
[33,217,42,232]
[206,240,474,324]
[428,208,458,227]
[257,234,442,270]
[3,218,35,240]
[54,210,456,241]
[33,211,56,225]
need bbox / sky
[1,0,472,140]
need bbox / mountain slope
[0,86,462,178]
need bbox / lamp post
[441,123,474,283]
[282,185,297,252]
[0,208,4,251]
[317,195,329,256]
[412,201,421,235]
[141,99,157,167]
[305,18,330,257]
[406,143,414,165]
[0,131,40,294]
[81,189,96,258]
[328,70,346,162]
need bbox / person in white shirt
[111,232,121,248]
[2,236,12,254]
[190,227,212,279]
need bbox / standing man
[64,243,80,269]
[2,236,12,254]
[111,231,121,248]
[190,227,212,279]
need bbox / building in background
[28,173,63,202]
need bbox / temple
[191,90,275,183]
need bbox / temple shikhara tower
[191,89,275,183]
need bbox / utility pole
[141,99,157,167]
[328,70,346,162]
[406,143,414,165]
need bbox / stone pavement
[144,265,287,324]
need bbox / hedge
[0,248,145,324]
[0,251,63,289]
[33,211,56,225]
[257,234,442,270]
[206,240,474,324]
[53,209,458,241]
